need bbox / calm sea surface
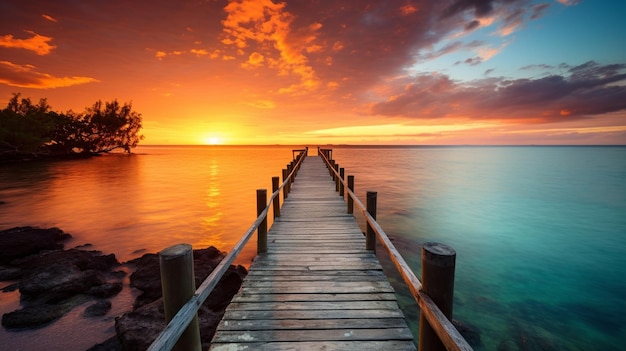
[1,145,625,350]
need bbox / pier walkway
[209,156,417,350]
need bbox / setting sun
[203,136,223,145]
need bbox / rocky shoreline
[0,226,247,350]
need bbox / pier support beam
[257,189,268,254]
[419,242,456,351]
[334,164,340,192]
[159,244,201,351]
[272,176,280,218]
[366,191,377,252]
[282,169,289,199]
[347,175,354,214]
[339,168,345,197]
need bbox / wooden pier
[148,149,472,351]
[209,156,416,350]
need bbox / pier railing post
[419,242,456,351]
[366,191,377,252]
[339,168,345,197]
[334,164,340,192]
[159,244,201,351]
[347,175,354,214]
[287,163,293,182]
[272,176,280,218]
[257,189,268,254]
[282,169,289,199]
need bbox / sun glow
[203,136,223,145]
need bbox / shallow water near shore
[1,145,625,350]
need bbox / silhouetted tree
[50,100,144,154]
[0,94,144,161]
[0,94,54,154]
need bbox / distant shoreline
[136,144,626,148]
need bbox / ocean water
[0,145,625,350]
[330,146,626,351]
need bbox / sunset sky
[1,0,625,145]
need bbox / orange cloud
[557,0,581,5]
[0,31,56,55]
[400,4,419,16]
[476,42,508,61]
[222,0,321,94]
[242,51,265,68]
[42,14,58,22]
[0,61,98,88]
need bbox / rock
[19,264,106,302]
[0,226,71,265]
[117,246,247,349]
[453,318,481,348]
[127,253,162,309]
[501,320,561,351]
[115,298,225,350]
[115,299,166,350]
[1,295,88,328]
[1,283,18,292]
[0,266,21,280]
[0,230,125,330]
[2,304,71,328]
[84,301,112,317]
[17,248,119,272]
[87,282,123,298]
[127,247,246,310]
[204,266,247,310]
[110,270,127,279]
[87,336,122,351]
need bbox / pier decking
[209,156,417,350]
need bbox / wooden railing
[146,148,308,351]
[318,147,473,351]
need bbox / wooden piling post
[287,163,292,179]
[339,168,345,197]
[419,242,456,351]
[282,169,289,199]
[366,191,377,252]
[159,244,201,351]
[272,176,280,219]
[347,175,354,214]
[334,164,340,192]
[257,189,268,254]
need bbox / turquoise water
[331,146,626,351]
[1,145,624,350]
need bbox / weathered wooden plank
[246,264,383,271]
[252,256,376,262]
[216,318,409,331]
[232,293,398,302]
[225,300,401,311]
[244,273,386,282]
[211,327,414,343]
[221,309,407,320]
[240,283,394,294]
[210,340,416,351]
[252,253,376,260]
